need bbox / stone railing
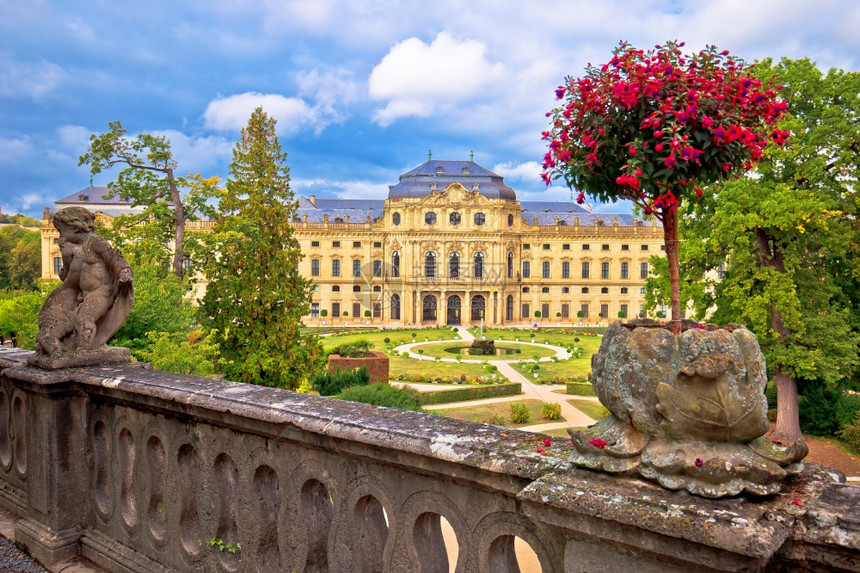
[0,347,857,572]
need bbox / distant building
[41,158,664,326]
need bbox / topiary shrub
[510,402,531,424]
[338,384,423,412]
[334,339,373,358]
[541,402,562,420]
[311,366,370,396]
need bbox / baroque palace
[40,157,664,327]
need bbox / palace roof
[388,159,517,200]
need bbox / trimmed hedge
[417,382,522,405]
[566,381,596,396]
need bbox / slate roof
[54,186,149,217]
[388,160,517,200]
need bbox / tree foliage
[195,107,323,389]
[79,121,219,277]
[135,330,219,377]
[0,283,58,348]
[0,226,40,290]
[678,58,860,441]
[542,41,786,332]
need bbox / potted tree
[556,311,562,326]
[364,309,372,325]
[320,309,328,326]
[542,41,801,497]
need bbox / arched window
[471,295,486,321]
[449,252,460,278]
[507,214,514,227]
[390,294,401,320]
[506,295,514,321]
[391,251,400,278]
[473,252,484,279]
[507,252,513,278]
[422,295,437,321]
[425,252,436,278]
[392,212,401,225]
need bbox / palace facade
[41,158,664,326]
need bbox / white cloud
[57,125,91,153]
[492,161,542,183]
[0,54,66,99]
[203,92,314,134]
[0,136,35,165]
[369,32,504,126]
[150,130,234,174]
[291,176,390,200]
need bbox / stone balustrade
[0,347,857,572]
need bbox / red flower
[790,499,803,506]
[694,458,704,467]
[543,437,552,447]
[536,446,548,456]
[589,437,607,449]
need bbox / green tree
[136,330,219,377]
[79,120,219,277]
[0,283,57,348]
[681,59,860,442]
[0,226,40,290]
[195,107,323,388]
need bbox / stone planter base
[568,319,807,498]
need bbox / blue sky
[1,0,858,218]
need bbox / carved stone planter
[568,319,806,497]
[327,351,389,384]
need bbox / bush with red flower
[542,40,787,333]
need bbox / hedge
[566,381,596,396]
[417,382,522,405]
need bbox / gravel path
[0,536,47,572]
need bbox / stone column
[13,369,88,567]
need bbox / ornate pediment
[418,183,489,208]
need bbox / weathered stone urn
[568,319,807,497]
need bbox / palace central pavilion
[41,158,664,327]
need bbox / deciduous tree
[682,58,860,442]
[79,121,219,277]
[195,107,322,388]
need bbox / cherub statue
[29,207,134,369]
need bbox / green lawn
[388,354,487,379]
[567,398,609,421]
[410,341,557,360]
[509,349,597,383]
[320,328,461,353]
[431,399,564,428]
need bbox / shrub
[566,381,596,396]
[541,402,562,420]
[418,383,521,405]
[311,367,370,396]
[837,392,860,429]
[489,413,505,426]
[333,339,373,358]
[383,337,390,344]
[798,385,842,436]
[510,402,531,424]
[838,410,860,454]
[338,384,423,412]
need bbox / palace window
[473,252,484,278]
[353,286,361,292]
[353,241,361,248]
[373,260,382,277]
[332,286,340,292]
[580,304,589,318]
[391,251,400,277]
[311,241,320,247]
[332,241,340,248]
[621,262,629,279]
[581,262,590,279]
[311,259,320,277]
[562,287,569,294]
[622,244,629,251]
[506,295,514,321]
[507,214,514,227]
[392,213,401,225]
[449,212,461,225]
[425,212,437,225]
[562,261,570,279]
[332,260,341,277]
[507,252,513,278]
[542,261,550,279]
[601,287,609,294]
[601,262,609,279]
[562,244,570,250]
[373,241,382,248]
[561,304,569,319]
[582,244,590,250]
[522,287,530,293]
[373,285,381,292]
[522,261,530,278]
[332,303,341,318]
[390,294,401,320]
[541,287,550,294]
[620,287,628,294]
[521,303,530,319]
[311,303,319,317]
[425,252,436,277]
[449,252,460,278]
[640,262,648,279]
[582,287,589,294]
[601,304,609,318]
[543,244,550,250]
[474,212,485,225]
[373,303,381,318]
[602,244,610,251]
[53,257,62,275]
[353,260,361,277]
[641,245,648,251]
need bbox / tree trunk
[168,168,185,278]
[772,367,803,442]
[756,229,804,442]
[662,211,681,335]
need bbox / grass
[388,354,487,379]
[567,398,610,421]
[431,399,564,428]
[508,344,599,383]
[411,341,558,360]
[320,328,460,353]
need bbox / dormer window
[79,194,88,201]
[461,166,471,174]
[436,166,444,174]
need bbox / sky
[1,0,858,218]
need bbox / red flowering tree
[542,41,787,333]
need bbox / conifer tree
[196,107,322,388]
